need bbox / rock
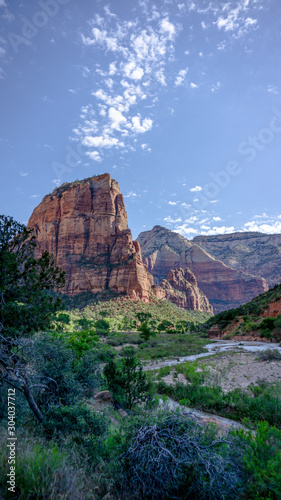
[193,232,281,288]
[137,226,268,314]
[28,174,152,301]
[94,390,114,404]
[154,267,213,313]
[208,325,223,339]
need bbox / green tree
[95,319,110,335]
[0,215,65,422]
[136,311,155,341]
[104,356,151,409]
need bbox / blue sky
[1,0,281,239]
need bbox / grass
[110,332,211,360]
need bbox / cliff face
[193,232,281,288]
[28,174,152,301]
[154,268,213,313]
[137,226,268,314]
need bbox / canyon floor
[162,350,281,393]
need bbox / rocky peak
[28,173,152,300]
[154,267,213,313]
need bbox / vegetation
[2,214,281,498]
[204,283,281,341]
[104,355,152,409]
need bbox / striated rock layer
[137,226,268,314]
[28,174,152,301]
[154,268,213,313]
[193,232,281,288]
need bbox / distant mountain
[137,226,268,314]
[193,232,281,288]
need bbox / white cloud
[82,28,120,52]
[164,216,182,223]
[123,60,144,80]
[124,191,138,198]
[0,0,6,7]
[243,215,281,234]
[210,200,218,204]
[141,143,151,151]
[160,18,176,40]
[174,224,199,236]
[53,179,61,186]
[201,226,235,235]
[131,115,153,133]
[175,68,188,86]
[201,21,207,29]
[83,135,120,148]
[190,82,198,89]
[211,81,221,93]
[20,172,28,177]
[108,107,127,130]
[168,201,177,205]
[215,2,259,36]
[190,185,202,192]
[109,62,117,75]
[68,88,76,94]
[213,216,221,221]
[86,151,101,161]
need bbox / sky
[0,0,281,240]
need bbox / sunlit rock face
[28,173,152,301]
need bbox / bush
[41,404,107,440]
[237,422,281,499]
[104,356,152,409]
[258,349,281,361]
[117,413,245,499]
[120,346,137,357]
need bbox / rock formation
[193,232,281,288]
[137,226,268,313]
[154,268,213,313]
[28,174,152,301]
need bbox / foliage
[104,355,152,409]
[32,334,100,409]
[117,412,245,500]
[204,284,281,336]
[41,404,107,442]
[258,349,281,361]
[0,215,65,338]
[58,328,99,356]
[0,432,88,500]
[237,422,281,499]
[95,319,110,335]
[158,379,281,428]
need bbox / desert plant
[118,413,245,499]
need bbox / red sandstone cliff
[137,226,268,313]
[154,268,213,313]
[28,174,152,301]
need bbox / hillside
[205,284,281,342]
